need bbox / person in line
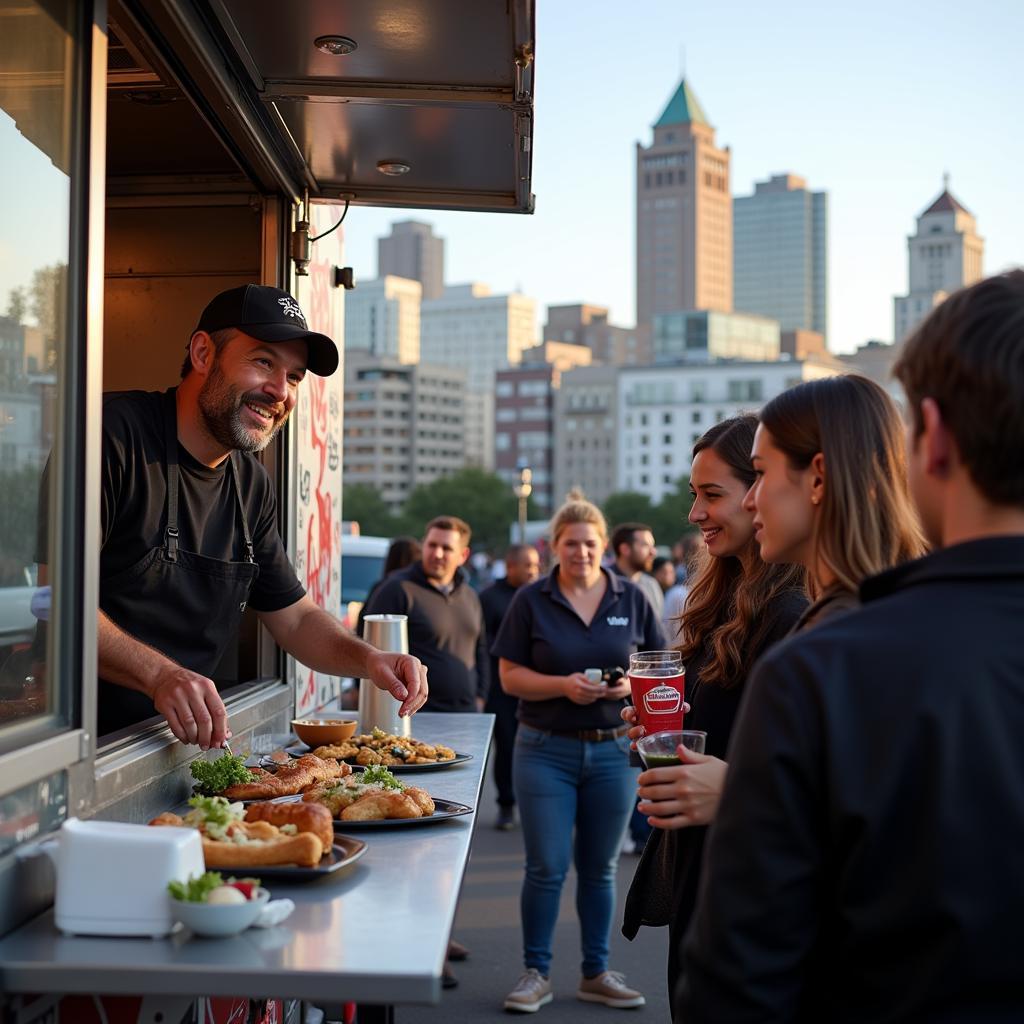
[36,284,427,746]
[621,416,806,1007]
[363,515,488,714]
[480,544,541,831]
[651,555,680,639]
[663,534,699,641]
[609,522,664,618]
[355,536,422,637]
[678,271,1024,1022]
[745,373,926,628]
[494,494,665,1013]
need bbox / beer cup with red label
[628,650,686,736]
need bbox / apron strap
[162,387,255,565]
[163,389,180,563]
[229,452,256,564]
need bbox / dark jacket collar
[401,561,468,593]
[541,565,624,597]
[861,536,1024,604]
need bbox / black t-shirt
[491,567,667,731]
[35,390,304,612]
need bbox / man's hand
[150,666,230,749]
[365,650,429,717]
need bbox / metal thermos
[359,614,413,737]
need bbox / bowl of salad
[168,871,268,937]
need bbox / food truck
[0,2,535,1019]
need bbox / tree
[396,467,531,553]
[602,491,658,533]
[602,478,697,548]
[5,287,26,324]
[342,484,400,537]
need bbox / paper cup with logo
[628,650,685,736]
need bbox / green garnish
[168,870,223,903]
[360,765,404,790]
[183,795,245,840]
[190,752,255,794]
[370,727,387,739]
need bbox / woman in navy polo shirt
[493,493,665,1014]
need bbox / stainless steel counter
[0,713,493,1006]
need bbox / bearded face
[198,355,291,453]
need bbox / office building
[780,329,827,360]
[636,78,732,327]
[652,309,780,364]
[544,303,647,365]
[343,276,421,364]
[343,350,466,514]
[494,342,591,514]
[734,173,828,339]
[553,365,620,507]
[893,179,984,342]
[421,283,537,469]
[617,358,841,504]
[377,220,445,300]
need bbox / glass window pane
[0,0,76,730]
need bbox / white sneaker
[504,968,553,1013]
[577,970,646,1008]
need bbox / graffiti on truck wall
[293,207,345,717]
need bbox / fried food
[402,786,436,816]
[245,800,334,849]
[309,729,457,765]
[150,810,324,868]
[221,754,351,800]
[340,791,423,821]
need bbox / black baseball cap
[194,284,339,376]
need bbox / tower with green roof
[636,78,733,333]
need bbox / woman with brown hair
[622,415,806,1004]
[746,374,927,628]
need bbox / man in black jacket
[481,544,540,829]
[363,515,489,713]
[678,270,1024,1023]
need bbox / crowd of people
[77,270,1024,1021]
[359,270,1024,1021]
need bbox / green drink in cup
[636,730,707,768]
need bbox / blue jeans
[513,724,636,977]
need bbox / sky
[336,0,1024,355]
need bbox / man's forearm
[272,602,379,677]
[97,610,177,697]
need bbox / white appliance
[52,818,204,938]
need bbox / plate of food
[151,795,365,875]
[298,728,474,772]
[301,765,473,829]
[190,750,353,800]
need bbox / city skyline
[335,0,1023,356]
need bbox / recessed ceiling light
[314,35,357,56]
[377,160,411,176]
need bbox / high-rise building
[553,365,620,507]
[893,179,983,342]
[734,173,828,340]
[652,310,780,364]
[494,342,592,514]
[544,304,647,365]
[343,276,421,364]
[377,220,446,301]
[421,283,537,469]
[636,78,732,328]
[342,350,466,514]
[617,358,841,503]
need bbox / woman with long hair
[622,415,807,1002]
[493,492,665,1014]
[746,374,927,627]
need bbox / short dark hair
[894,269,1024,508]
[179,327,238,378]
[611,522,652,557]
[424,516,472,546]
[652,555,672,574]
[384,536,421,576]
[505,543,537,563]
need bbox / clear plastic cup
[635,729,707,768]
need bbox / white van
[340,535,391,630]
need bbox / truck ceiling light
[314,35,358,56]
[377,160,411,176]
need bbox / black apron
[97,390,260,737]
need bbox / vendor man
[39,284,427,747]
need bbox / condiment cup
[291,718,358,746]
[169,888,269,937]
[636,730,707,768]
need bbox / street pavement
[403,751,673,1022]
